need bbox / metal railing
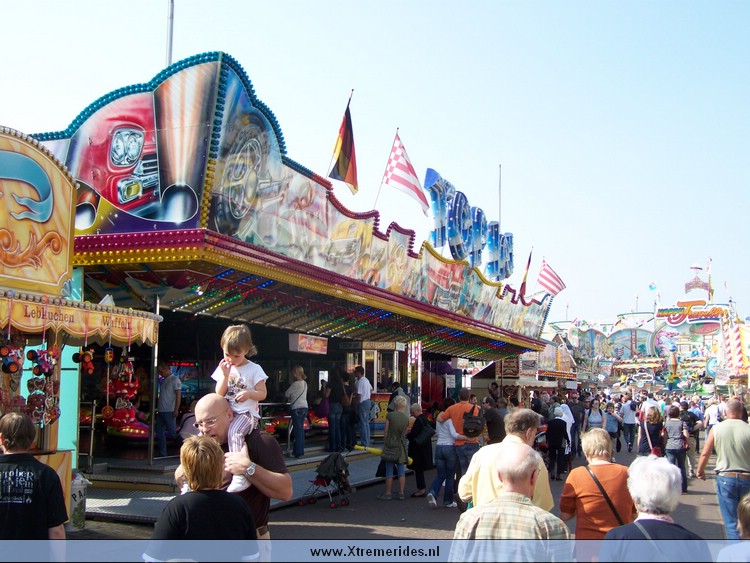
[258,402,293,451]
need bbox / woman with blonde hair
[377,394,409,500]
[560,428,636,540]
[637,406,665,457]
[284,365,308,459]
[145,436,258,560]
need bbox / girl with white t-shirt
[211,325,268,493]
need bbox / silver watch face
[245,463,256,477]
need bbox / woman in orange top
[560,428,636,556]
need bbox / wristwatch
[245,462,257,479]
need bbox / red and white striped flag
[381,132,429,215]
[537,259,566,295]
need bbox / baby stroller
[298,452,351,508]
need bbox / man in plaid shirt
[449,442,571,562]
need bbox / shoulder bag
[412,418,436,446]
[585,466,624,525]
[289,382,307,409]
[381,441,402,463]
[633,521,669,563]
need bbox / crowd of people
[446,385,750,561]
[7,346,750,562]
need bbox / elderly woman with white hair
[601,455,711,562]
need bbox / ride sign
[424,168,514,281]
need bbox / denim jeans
[716,474,750,540]
[571,423,582,456]
[622,423,637,449]
[456,442,480,479]
[429,444,458,505]
[358,400,372,447]
[290,407,308,457]
[155,411,177,457]
[328,402,343,452]
[385,462,406,478]
[665,448,688,492]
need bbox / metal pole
[166,0,174,67]
[148,295,161,465]
[498,164,502,232]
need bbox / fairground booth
[4,51,554,465]
[0,128,161,514]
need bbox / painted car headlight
[110,128,144,166]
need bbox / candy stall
[0,127,161,515]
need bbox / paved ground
[70,446,727,541]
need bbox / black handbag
[375,459,386,478]
[413,422,436,446]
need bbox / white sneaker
[444,502,458,508]
[227,474,251,493]
[426,492,437,508]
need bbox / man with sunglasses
[177,393,292,561]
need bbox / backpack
[629,401,638,411]
[680,410,697,434]
[462,405,485,438]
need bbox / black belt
[719,471,750,479]
[256,524,269,536]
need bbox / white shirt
[356,375,372,401]
[436,418,460,446]
[705,404,721,427]
[619,401,637,425]
[640,398,659,416]
[210,360,268,416]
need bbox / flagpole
[326,90,354,182]
[498,164,502,232]
[373,127,398,210]
[165,0,174,66]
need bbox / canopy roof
[74,229,543,360]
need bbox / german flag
[329,103,358,194]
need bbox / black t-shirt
[152,489,257,539]
[0,453,68,540]
[638,421,664,455]
[146,490,258,561]
[328,378,344,404]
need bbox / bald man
[177,394,292,558]
[451,442,571,561]
[697,398,750,540]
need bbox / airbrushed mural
[35,52,550,339]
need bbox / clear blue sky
[2,1,748,325]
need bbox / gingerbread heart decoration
[29,406,44,424]
[27,377,46,393]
